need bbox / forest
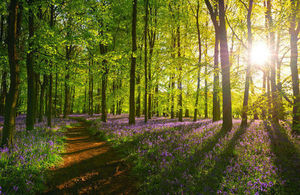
[0,0,299,194]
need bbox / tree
[219,0,232,130]
[2,0,20,147]
[289,0,300,133]
[144,0,149,123]
[129,0,137,125]
[204,0,221,122]
[241,0,254,127]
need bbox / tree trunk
[0,71,7,116]
[0,16,6,116]
[177,25,183,122]
[266,0,279,125]
[129,0,137,125]
[144,0,148,123]
[289,0,300,133]
[2,0,20,147]
[26,0,36,130]
[219,0,232,131]
[54,70,58,117]
[64,46,71,118]
[205,0,221,122]
[47,4,55,127]
[100,44,108,122]
[136,74,141,117]
[88,61,93,116]
[39,76,48,122]
[275,30,284,120]
[194,3,202,122]
[204,34,208,118]
[241,0,253,127]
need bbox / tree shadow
[193,124,248,193]
[264,121,300,194]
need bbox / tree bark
[266,0,279,125]
[194,1,202,122]
[129,0,137,125]
[100,44,108,122]
[47,4,55,127]
[144,0,148,123]
[204,0,221,122]
[39,75,48,122]
[0,71,7,116]
[2,0,20,147]
[88,60,93,116]
[241,0,253,127]
[177,25,183,122]
[219,0,232,131]
[64,46,71,118]
[0,16,6,116]
[289,0,300,133]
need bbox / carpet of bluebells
[88,115,300,194]
[0,115,76,194]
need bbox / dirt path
[44,122,138,195]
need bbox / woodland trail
[43,121,138,195]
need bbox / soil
[43,122,138,195]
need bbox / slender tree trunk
[136,74,141,117]
[241,0,253,127]
[276,30,284,120]
[177,25,183,122]
[83,80,87,113]
[289,0,300,133]
[39,76,47,122]
[0,16,6,116]
[129,0,137,125]
[54,70,58,117]
[112,80,116,115]
[88,61,94,116]
[70,86,75,114]
[213,31,221,121]
[144,0,148,123]
[194,3,202,122]
[101,46,108,122]
[170,32,176,119]
[204,32,208,118]
[266,0,279,125]
[26,0,36,130]
[205,0,221,122]
[219,0,232,131]
[0,71,7,116]
[155,83,159,116]
[47,4,55,127]
[64,46,71,118]
[2,0,20,147]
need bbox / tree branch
[226,16,248,49]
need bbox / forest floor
[43,121,138,195]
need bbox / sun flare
[251,42,270,65]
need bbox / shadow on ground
[43,122,138,195]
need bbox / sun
[251,41,270,66]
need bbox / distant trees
[1,0,300,148]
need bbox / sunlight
[251,41,270,66]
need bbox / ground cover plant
[0,116,76,194]
[88,116,300,194]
